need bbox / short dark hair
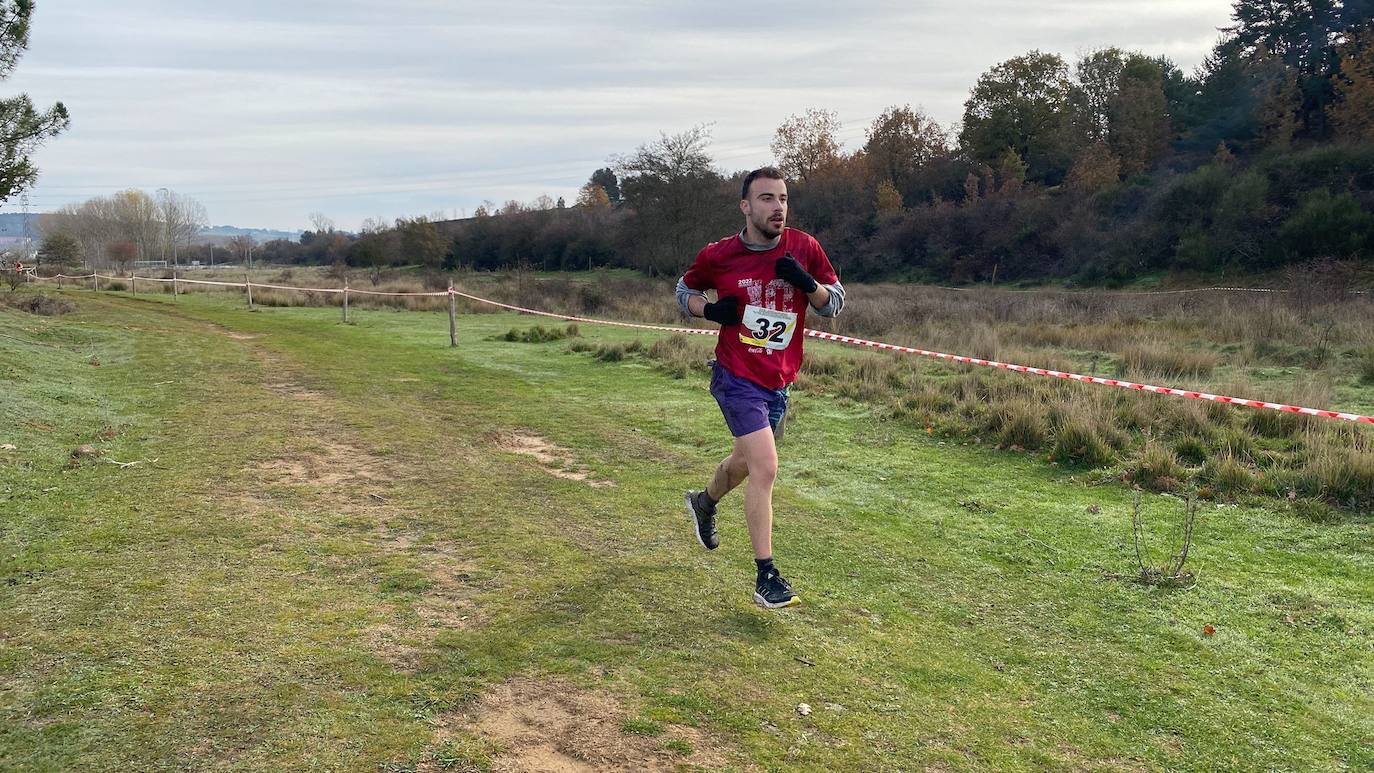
[741,167,784,200]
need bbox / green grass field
[2,288,1372,771]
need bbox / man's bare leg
[732,427,778,560]
[706,450,749,503]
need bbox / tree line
[420,0,1374,284]
[36,0,1374,285]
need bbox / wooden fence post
[172,267,179,299]
[246,274,254,309]
[343,280,349,324]
[448,281,458,347]
[131,271,137,296]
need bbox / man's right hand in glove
[702,295,742,326]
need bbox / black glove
[702,295,742,326]
[775,253,819,293]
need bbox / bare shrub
[1131,492,1198,587]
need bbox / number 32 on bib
[739,304,798,351]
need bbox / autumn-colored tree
[994,148,1027,194]
[771,108,843,182]
[862,105,946,198]
[963,171,983,205]
[1066,142,1122,192]
[875,179,903,215]
[576,182,610,209]
[1211,141,1237,166]
[106,239,137,273]
[1330,26,1374,143]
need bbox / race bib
[739,304,797,351]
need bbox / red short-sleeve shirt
[681,227,838,390]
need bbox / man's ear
[739,198,750,217]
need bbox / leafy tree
[862,105,946,201]
[1074,48,1130,142]
[398,217,445,267]
[614,125,731,275]
[0,1,69,206]
[960,51,1080,184]
[1108,58,1173,175]
[38,231,79,266]
[771,108,843,182]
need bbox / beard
[752,212,784,240]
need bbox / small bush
[1118,343,1218,379]
[1134,441,1184,492]
[1052,419,1116,467]
[4,294,76,316]
[502,324,579,343]
[996,400,1047,450]
[1358,347,1374,385]
[1203,454,1254,496]
[105,280,127,292]
[644,334,710,379]
[1173,435,1209,465]
[594,343,626,362]
[1300,446,1374,509]
[1246,408,1300,439]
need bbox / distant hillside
[0,213,303,245]
[199,225,302,244]
[0,213,40,237]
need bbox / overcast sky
[9,0,1236,232]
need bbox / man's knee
[746,453,778,483]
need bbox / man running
[676,166,845,609]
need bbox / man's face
[741,177,788,240]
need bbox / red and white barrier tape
[29,272,1374,425]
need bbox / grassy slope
[2,289,1372,771]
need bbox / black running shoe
[685,490,719,550]
[754,568,800,609]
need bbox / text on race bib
[738,304,797,351]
